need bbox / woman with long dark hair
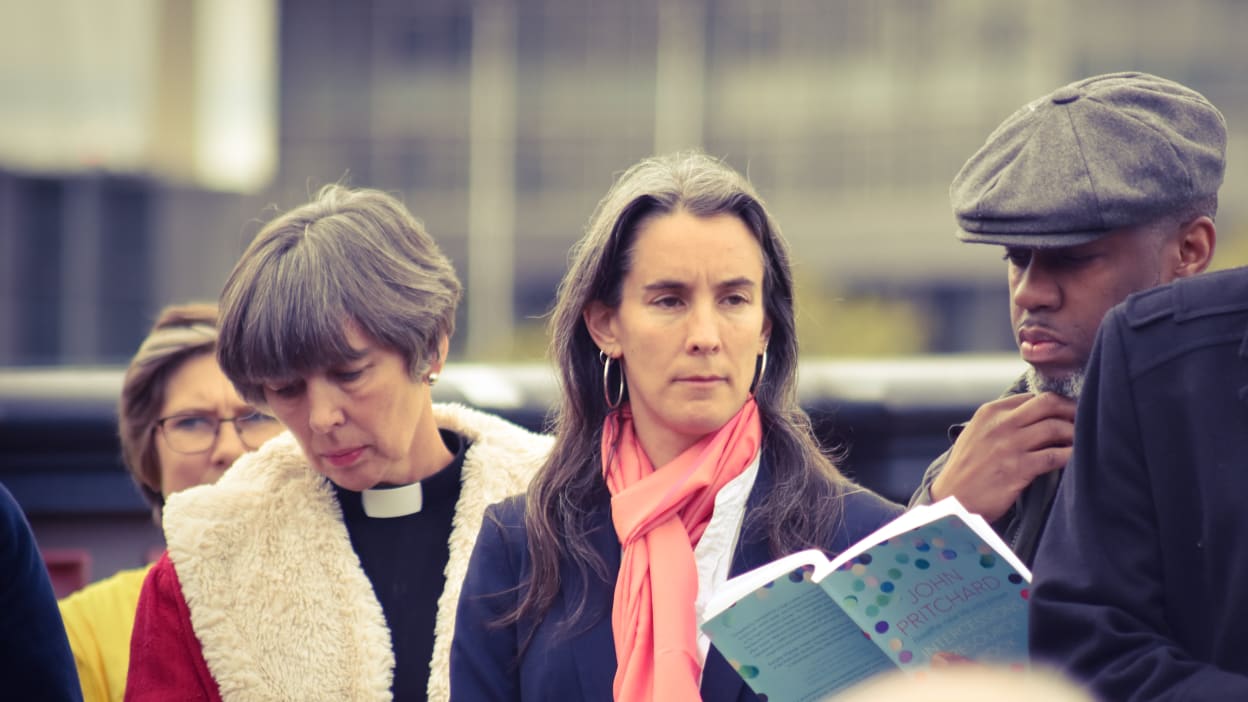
[451,152,901,701]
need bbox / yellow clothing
[58,565,152,702]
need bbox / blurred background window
[1,0,1246,364]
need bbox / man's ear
[1173,215,1216,278]
[583,302,619,356]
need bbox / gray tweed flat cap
[951,71,1226,247]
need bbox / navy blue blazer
[450,458,902,701]
[0,482,83,702]
[1030,268,1248,700]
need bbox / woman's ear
[430,335,450,376]
[584,302,619,356]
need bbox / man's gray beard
[1025,366,1085,400]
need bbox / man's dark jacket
[1030,267,1248,700]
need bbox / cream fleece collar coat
[162,403,553,702]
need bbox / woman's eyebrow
[715,276,756,290]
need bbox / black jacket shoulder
[1111,267,1248,376]
[1124,267,1248,329]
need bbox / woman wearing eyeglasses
[57,303,282,702]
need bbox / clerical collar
[361,482,423,518]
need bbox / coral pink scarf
[602,398,762,701]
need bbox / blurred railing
[0,356,1024,583]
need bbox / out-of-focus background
[3,0,1248,591]
[3,0,1247,366]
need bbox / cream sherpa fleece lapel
[163,403,551,702]
[424,403,551,701]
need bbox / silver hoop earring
[601,351,624,409]
[751,350,768,394]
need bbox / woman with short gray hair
[216,185,461,406]
[126,185,552,702]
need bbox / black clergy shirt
[333,429,467,701]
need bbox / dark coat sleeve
[451,498,526,702]
[125,552,221,702]
[834,487,906,551]
[0,483,83,702]
[1029,305,1248,700]
[907,447,948,509]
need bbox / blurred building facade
[3,0,1247,365]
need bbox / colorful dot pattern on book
[822,515,1029,668]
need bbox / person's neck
[631,422,701,469]
[385,421,454,486]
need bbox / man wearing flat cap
[909,71,1224,566]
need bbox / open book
[700,497,1031,701]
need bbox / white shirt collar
[693,449,763,665]
[360,482,423,518]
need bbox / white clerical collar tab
[361,482,423,518]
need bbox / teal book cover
[818,510,1030,669]
[701,498,1030,701]
[701,550,896,701]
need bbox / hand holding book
[701,497,1031,701]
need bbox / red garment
[125,552,222,701]
[603,398,762,702]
